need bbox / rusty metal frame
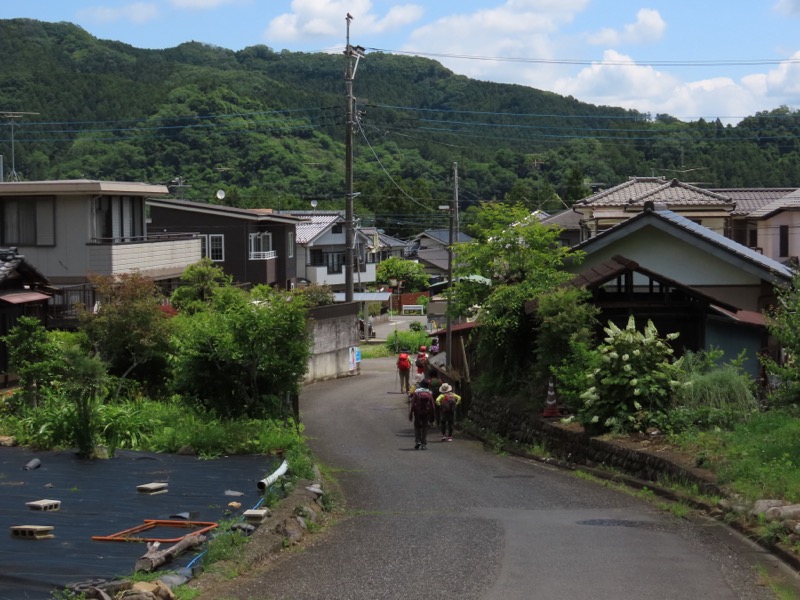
[91,519,218,543]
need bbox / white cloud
[551,50,760,120]
[586,9,665,46]
[399,0,587,85]
[77,3,160,24]
[774,0,800,16]
[265,0,423,42]
[743,51,800,98]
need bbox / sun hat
[439,383,452,393]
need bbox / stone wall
[467,393,721,496]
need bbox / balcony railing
[249,250,277,260]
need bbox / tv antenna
[216,189,226,201]
[1,111,40,181]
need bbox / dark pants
[441,411,455,437]
[413,416,430,447]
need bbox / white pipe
[257,459,289,491]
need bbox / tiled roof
[294,214,342,244]
[576,177,733,208]
[746,188,800,219]
[711,188,798,216]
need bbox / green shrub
[669,349,758,431]
[578,316,680,435]
[385,329,431,354]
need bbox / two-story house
[147,198,304,289]
[286,211,376,291]
[573,177,736,241]
[0,180,202,317]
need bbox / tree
[376,257,430,292]
[171,257,233,314]
[78,272,174,398]
[3,316,58,406]
[171,286,311,418]
[762,273,800,406]
[453,205,580,383]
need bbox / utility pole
[344,15,365,303]
[446,162,458,372]
[1,111,40,181]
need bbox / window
[93,195,144,242]
[0,196,55,246]
[779,225,789,258]
[332,224,343,234]
[287,231,295,258]
[209,234,224,261]
[249,232,273,259]
[748,229,758,248]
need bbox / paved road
[219,357,788,600]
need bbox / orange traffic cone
[542,379,560,417]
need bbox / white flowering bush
[578,316,681,434]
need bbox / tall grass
[669,350,759,431]
[676,409,800,502]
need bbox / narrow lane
[225,357,779,600]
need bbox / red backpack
[397,353,411,371]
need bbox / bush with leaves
[295,283,335,307]
[534,286,600,391]
[762,271,800,406]
[171,285,311,419]
[578,316,680,435]
[668,348,758,432]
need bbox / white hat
[439,383,452,393]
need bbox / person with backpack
[415,345,428,376]
[409,379,435,450]
[436,382,461,442]
[397,350,412,393]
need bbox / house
[711,187,798,251]
[360,227,407,263]
[531,254,768,378]
[573,177,736,241]
[540,208,583,247]
[567,203,794,377]
[0,180,200,285]
[147,198,303,289]
[286,211,376,291]
[739,189,800,264]
[405,229,474,282]
[0,247,53,384]
[0,180,201,319]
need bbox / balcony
[87,233,202,279]
[249,250,277,260]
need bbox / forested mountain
[2,18,800,238]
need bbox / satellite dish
[310,200,318,208]
[216,189,226,200]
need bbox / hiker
[397,350,412,393]
[429,339,440,356]
[436,382,461,442]
[409,379,435,450]
[415,345,428,376]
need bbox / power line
[366,47,800,68]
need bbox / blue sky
[6,0,800,122]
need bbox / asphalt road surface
[220,356,793,600]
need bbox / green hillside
[1,19,799,238]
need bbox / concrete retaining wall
[304,303,360,383]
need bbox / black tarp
[0,446,278,599]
